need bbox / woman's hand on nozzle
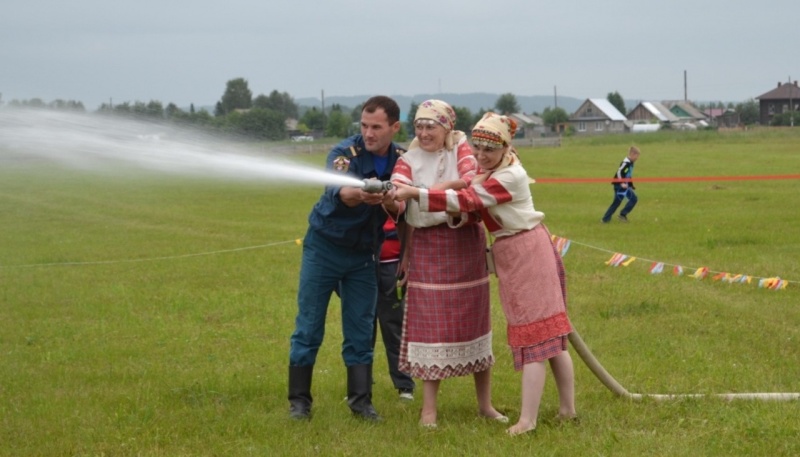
[393,182,420,202]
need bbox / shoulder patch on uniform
[332,156,351,173]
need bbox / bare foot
[557,408,577,419]
[554,413,579,425]
[478,407,507,422]
[506,419,536,436]
[420,409,437,428]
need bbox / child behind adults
[393,112,577,436]
[374,216,415,400]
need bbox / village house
[662,100,707,125]
[627,101,680,131]
[569,98,626,135]
[508,112,547,138]
[756,81,800,125]
[703,108,741,128]
[652,100,710,130]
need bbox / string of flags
[2,228,791,294]
[551,235,792,291]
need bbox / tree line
[1,81,773,141]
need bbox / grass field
[1,128,799,456]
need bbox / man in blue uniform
[288,96,403,421]
[602,146,640,223]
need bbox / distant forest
[2,78,768,141]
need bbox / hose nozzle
[361,179,393,193]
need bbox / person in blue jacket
[602,146,640,223]
[288,96,403,421]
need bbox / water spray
[0,109,378,190]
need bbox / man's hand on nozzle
[339,185,385,207]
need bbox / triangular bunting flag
[605,253,623,266]
[552,237,570,257]
[559,239,571,257]
[690,267,709,280]
[759,277,787,290]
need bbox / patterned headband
[471,112,517,147]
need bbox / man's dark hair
[362,96,400,124]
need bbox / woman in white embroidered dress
[394,112,577,436]
[392,100,505,428]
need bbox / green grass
[1,128,799,456]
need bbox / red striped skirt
[492,224,572,370]
[399,223,494,380]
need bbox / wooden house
[569,98,627,135]
[755,81,800,125]
[627,101,680,126]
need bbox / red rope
[534,174,800,184]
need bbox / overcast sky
[2,0,798,110]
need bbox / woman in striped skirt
[394,112,577,436]
[392,100,505,428]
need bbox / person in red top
[374,217,415,400]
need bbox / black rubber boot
[347,364,381,421]
[288,365,313,420]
